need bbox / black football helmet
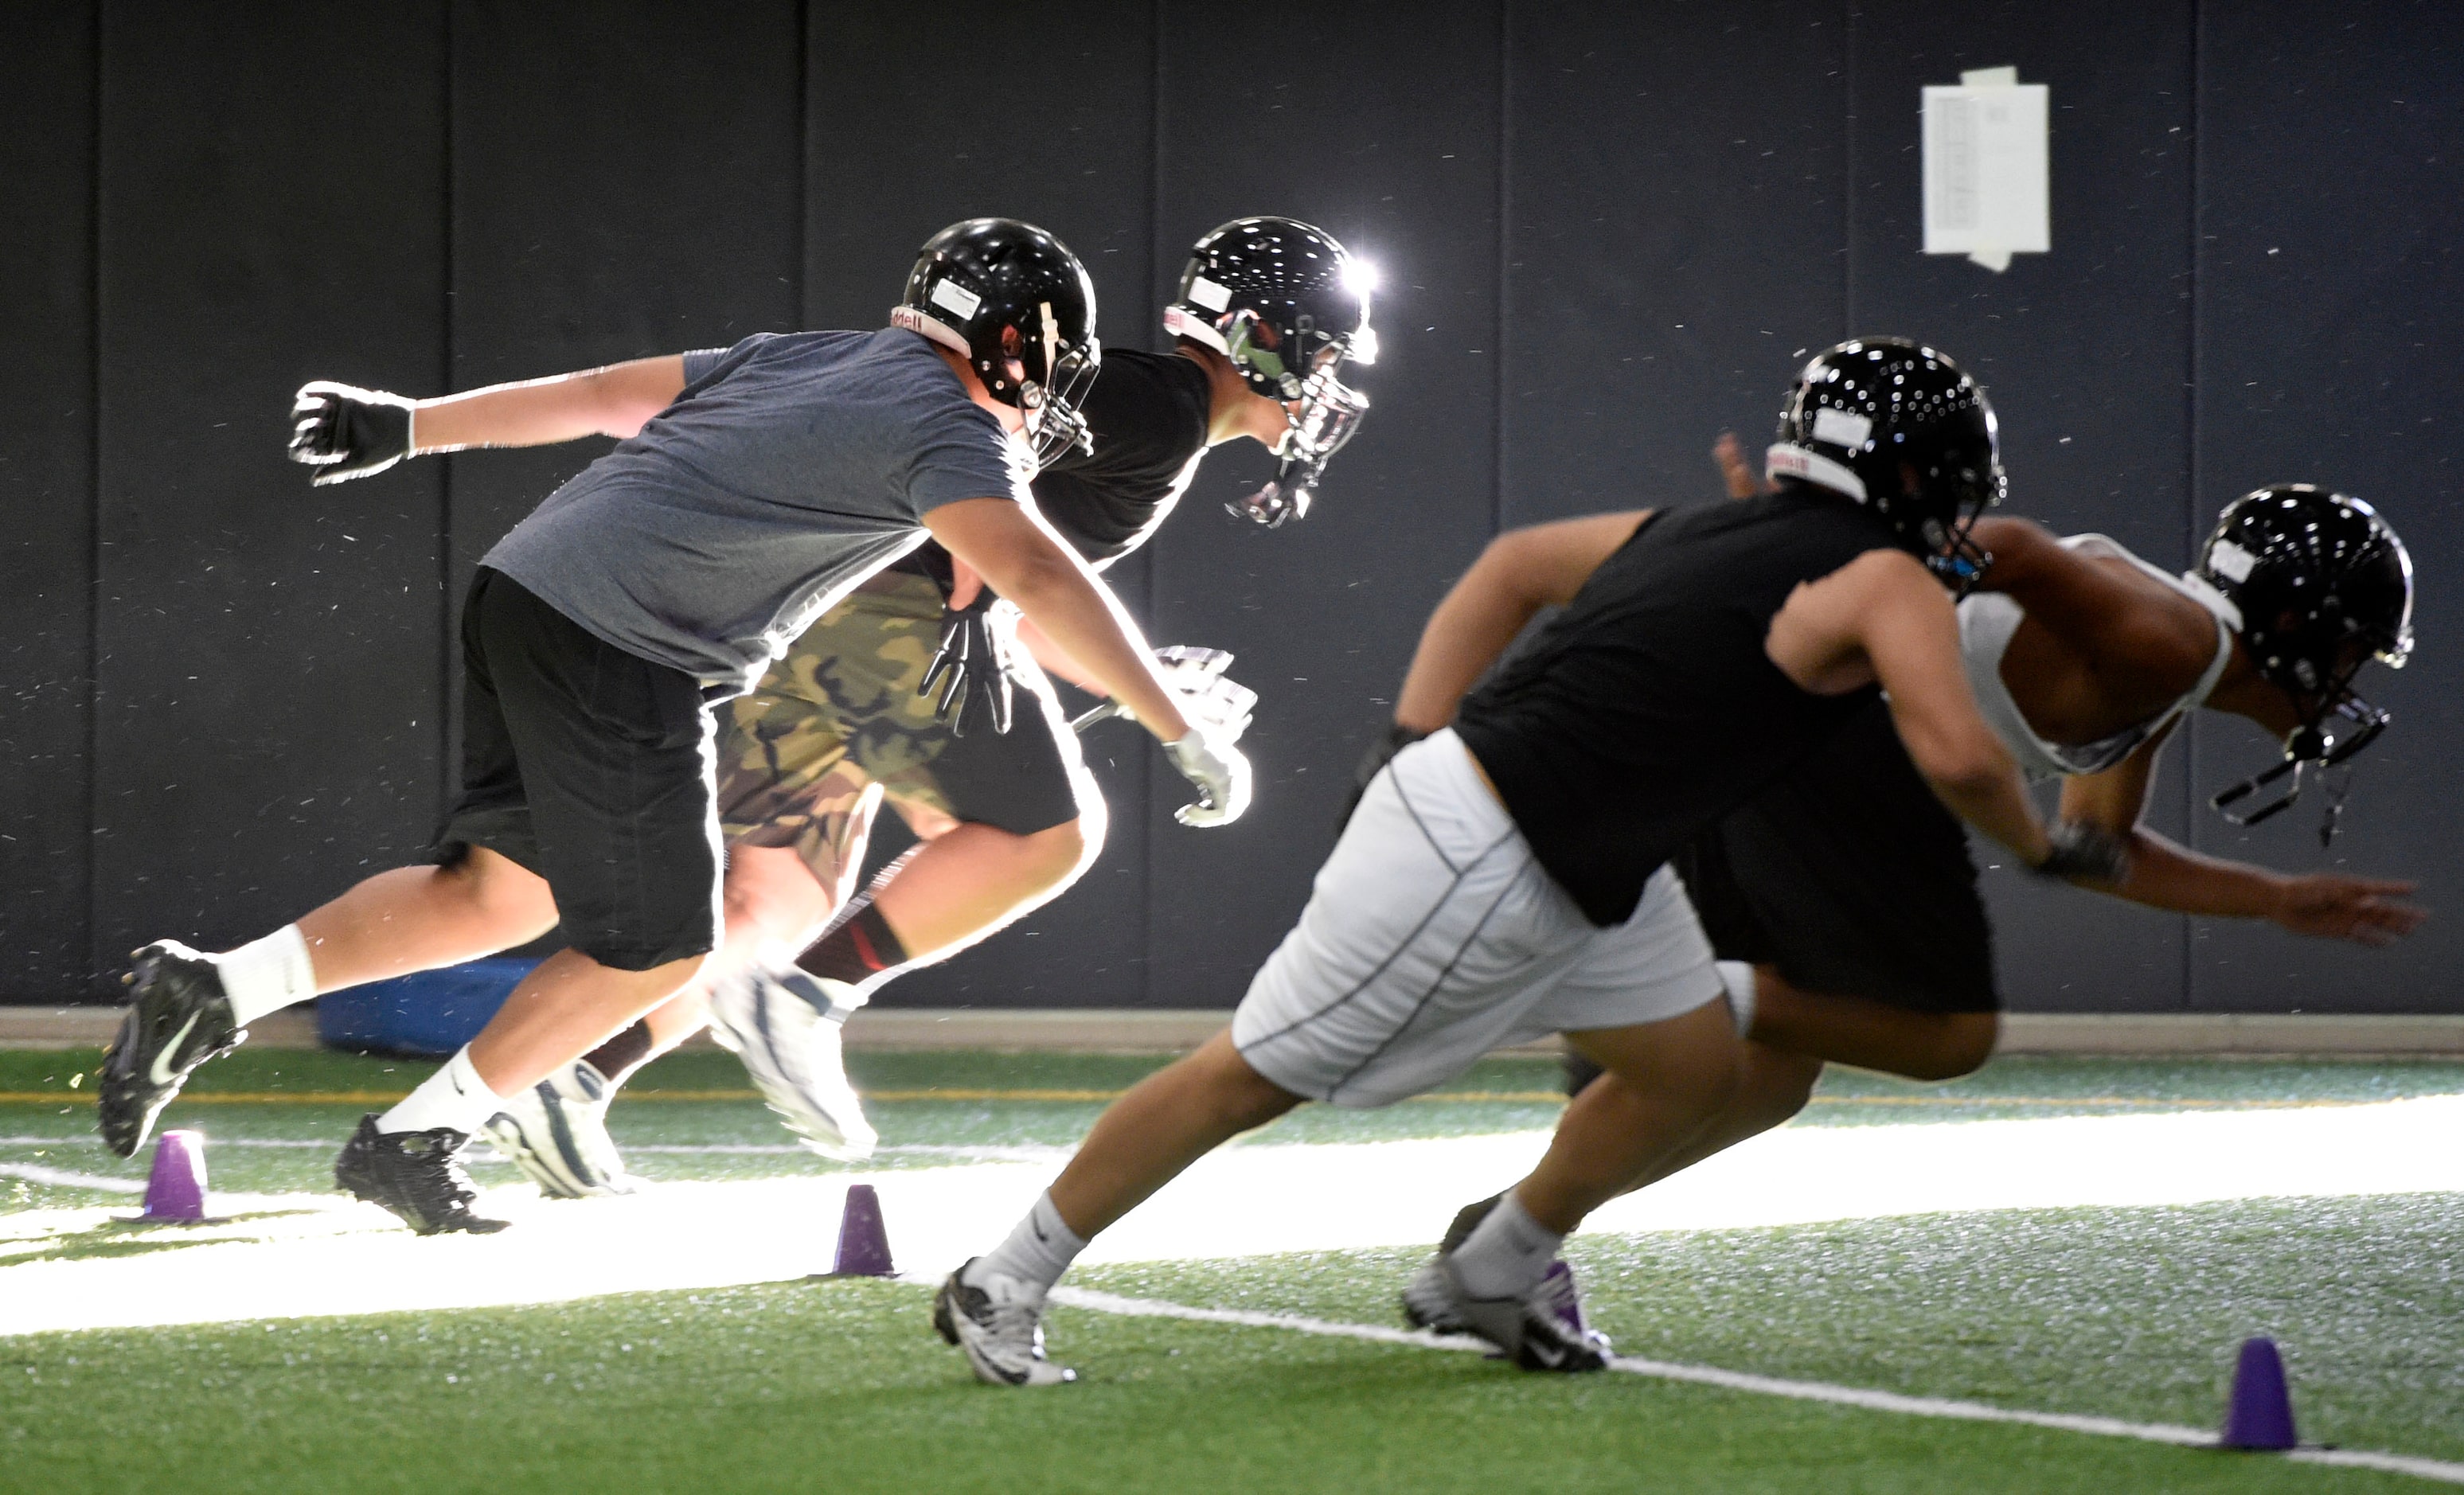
[1163,217,1377,526]
[2199,484,2413,844]
[892,218,1100,469]
[1765,338,2005,587]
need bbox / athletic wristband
[2034,819,2130,883]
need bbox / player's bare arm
[412,356,689,452]
[1767,548,2052,866]
[2056,726,2423,943]
[287,354,690,486]
[1392,509,1653,731]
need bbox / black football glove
[288,381,416,486]
[917,591,1015,737]
[1338,721,1430,831]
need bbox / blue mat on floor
[317,958,540,1056]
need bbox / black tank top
[1454,486,1900,925]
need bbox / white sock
[376,1047,508,1137]
[1451,1190,1564,1300]
[1717,959,1758,1040]
[973,1191,1088,1294]
[213,926,318,1027]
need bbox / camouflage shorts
[719,569,1087,892]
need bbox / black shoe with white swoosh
[97,940,247,1157]
[334,1114,510,1235]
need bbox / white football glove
[1152,645,1259,743]
[1164,729,1252,828]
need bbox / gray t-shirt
[482,328,1032,689]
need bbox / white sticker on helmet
[931,277,982,321]
[1813,407,1874,448]
[2208,538,2258,583]
[1188,276,1233,313]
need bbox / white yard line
[1049,1287,2464,1486]
[0,1162,143,1193]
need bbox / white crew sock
[1450,1189,1565,1301]
[972,1191,1088,1294]
[213,926,318,1027]
[1716,959,1758,1040]
[375,1047,508,1137]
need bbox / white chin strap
[1766,443,1869,502]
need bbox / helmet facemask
[1011,303,1101,469]
[1235,329,1374,527]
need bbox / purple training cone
[2220,1336,2298,1450]
[830,1183,895,1277]
[139,1129,208,1221]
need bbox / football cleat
[481,1060,643,1199]
[1402,1195,1610,1372]
[707,966,878,1161]
[98,941,248,1157]
[933,1258,1075,1387]
[1422,1257,1610,1372]
[334,1114,510,1235]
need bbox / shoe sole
[335,1146,512,1236]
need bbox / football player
[99,219,1250,1235]
[475,217,1380,1195]
[1498,477,2421,1295]
[934,338,2128,1384]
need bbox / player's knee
[1017,815,1099,891]
[1904,1012,1999,1081]
[436,845,553,936]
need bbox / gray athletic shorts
[1232,730,1723,1108]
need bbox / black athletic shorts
[1672,696,2000,1014]
[433,568,721,971]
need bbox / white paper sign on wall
[1922,66,2048,273]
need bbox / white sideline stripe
[1047,1288,2464,1487]
[0,1163,144,1194]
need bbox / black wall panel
[805,1,1158,1008]
[0,8,96,995]
[447,1,804,592]
[2187,2,2464,1013]
[92,2,447,975]
[1846,0,2200,1012]
[1504,0,1848,523]
[1141,0,1507,1006]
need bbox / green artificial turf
[0,1274,2435,1495]
[1081,1192,2464,1467]
[4,1047,2459,1490]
